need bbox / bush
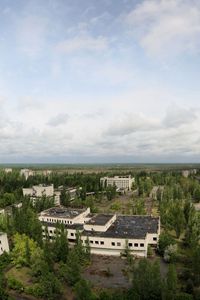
[25,285,44,298]
[7,276,24,293]
[164,244,178,263]
[158,232,176,256]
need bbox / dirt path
[82,255,131,289]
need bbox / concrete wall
[0,233,9,255]
[81,235,147,257]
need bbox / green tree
[166,264,177,299]
[74,279,95,300]
[130,259,162,300]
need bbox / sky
[1,0,200,163]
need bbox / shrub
[158,232,176,256]
[7,276,24,293]
[164,244,178,263]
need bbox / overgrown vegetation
[0,167,200,299]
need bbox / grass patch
[5,266,33,286]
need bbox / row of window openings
[89,240,145,248]
[43,230,157,244]
[42,230,76,236]
[43,218,72,224]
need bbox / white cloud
[106,113,159,136]
[125,0,200,56]
[163,106,198,127]
[47,113,69,127]
[56,34,108,53]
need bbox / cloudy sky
[0,0,200,163]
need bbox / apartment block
[100,175,134,191]
[20,169,35,180]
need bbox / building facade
[100,175,134,191]
[20,169,35,180]
[39,206,160,257]
[23,184,60,205]
[0,232,9,255]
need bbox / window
[153,237,157,241]
[49,230,52,234]
[90,240,93,244]
[100,241,104,245]
[117,242,121,246]
[111,242,115,246]
[95,241,99,244]
[71,233,74,236]
[134,243,138,247]
[140,243,144,247]
[128,243,132,247]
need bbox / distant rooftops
[85,214,114,226]
[40,206,88,219]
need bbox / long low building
[0,232,9,255]
[39,207,160,257]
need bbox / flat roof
[83,215,159,239]
[41,206,87,219]
[85,214,114,226]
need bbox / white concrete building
[0,232,9,255]
[39,206,160,257]
[20,169,35,180]
[55,186,82,202]
[23,184,60,205]
[4,168,12,173]
[100,175,134,191]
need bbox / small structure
[20,169,35,180]
[100,175,134,191]
[0,232,9,255]
[182,169,197,178]
[39,206,160,257]
[4,168,12,173]
[55,186,82,201]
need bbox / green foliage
[166,264,177,299]
[130,259,162,300]
[164,244,178,263]
[132,197,146,215]
[59,251,81,286]
[74,279,95,300]
[147,245,153,257]
[0,273,9,300]
[191,246,200,286]
[158,232,176,256]
[106,185,116,201]
[120,239,134,265]
[53,225,69,263]
[12,203,43,245]
[38,271,62,300]
[11,233,43,267]
[7,276,24,292]
[60,188,71,207]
